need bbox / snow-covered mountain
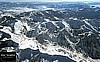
[0,2,100,62]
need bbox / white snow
[23,22,31,31]
[83,19,98,32]
[14,20,24,34]
[62,20,70,28]
[69,17,78,20]
[54,16,59,20]
[44,19,50,22]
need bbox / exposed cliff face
[0,2,100,62]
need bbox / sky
[0,0,99,2]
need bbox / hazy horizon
[0,0,100,2]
